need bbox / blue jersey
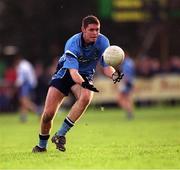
[52,33,110,81]
[121,57,135,83]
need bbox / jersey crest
[78,48,99,64]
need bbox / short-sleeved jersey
[52,33,110,81]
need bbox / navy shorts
[49,70,89,96]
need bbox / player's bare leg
[52,84,93,151]
[68,84,93,121]
[32,86,65,152]
[118,92,134,119]
[41,86,65,134]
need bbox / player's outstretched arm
[69,69,85,85]
[103,66,116,78]
[69,69,99,92]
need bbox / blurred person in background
[15,53,38,122]
[32,15,123,153]
[136,56,151,77]
[170,56,180,74]
[117,52,135,120]
[4,60,17,111]
[150,58,161,76]
[0,59,6,80]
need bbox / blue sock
[57,117,74,136]
[38,134,50,148]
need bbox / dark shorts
[49,70,89,96]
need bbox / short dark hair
[82,15,100,28]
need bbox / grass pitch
[0,105,180,169]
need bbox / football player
[117,52,135,120]
[32,15,123,152]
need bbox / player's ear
[81,26,85,33]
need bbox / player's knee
[79,94,92,106]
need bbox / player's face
[82,24,100,44]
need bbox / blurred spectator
[160,59,171,74]
[117,52,136,120]
[3,60,18,111]
[0,83,12,112]
[0,59,6,80]
[14,53,38,122]
[136,56,152,77]
[0,58,17,111]
[4,61,17,84]
[150,58,161,75]
[169,55,180,73]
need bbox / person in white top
[15,54,37,122]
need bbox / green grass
[1,105,180,169]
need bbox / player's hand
[112,70,124,84]
[81,81,99,92]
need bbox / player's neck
[81,34,94,47]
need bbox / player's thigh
[71,84,94,104]
[43,86,65,114]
